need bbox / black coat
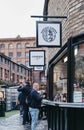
[17,85,32,106]
[29,89,42,109]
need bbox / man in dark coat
[17,80,32,125]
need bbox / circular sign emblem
[41,26,57,42]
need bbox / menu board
[73,91,82,102]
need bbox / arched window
[25,43,30,48]
[25,61,29,67]
[17,43,22,49]
[33,42,36,47]
[25,52,29,58]
[8,43,13,49]
[0,44,5,49]
[17,52,21,58]
[9,52,13,59]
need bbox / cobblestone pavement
[0,114,48,130]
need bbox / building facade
[0,53,32,85]
[43,1,84,130]
[0,36,36,66]
[0,35,47,84]
[43,0,84,103]
[44,0,84,61]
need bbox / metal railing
[42,99,84,130]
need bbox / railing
[42,100,84,130]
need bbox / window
[0,68,3,79]
[17,52,21,58]
[25,52,29,58]
[5,59,7,64]
[12,63,15,70]
[25,43,30,48]
[73,43,84,102]
[9,52,13,59]
[17,66,19,72]
[53,55,67,102]
[8,43,13,49]
[0,44,5,49]
[25,61,29,67]
[0,56,1,63]
[17,61,21,64]
[19,66,22,73]
[17,43,22,49]
[1,57,3,62]
[33,42,36,47]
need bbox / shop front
[43,33,84,130]
[48,33,84,103]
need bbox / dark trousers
[23,104,29,124]
[39,105,47,119]
[20,105,23,115]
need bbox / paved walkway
[0,114,48,130]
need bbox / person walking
[29,82,43,130]
[17,80,32,125]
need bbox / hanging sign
[36,21,62,47]
[29,50,45,66]
[34,66,44,71]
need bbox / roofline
[0,53,32,71]
[0,36,36,42]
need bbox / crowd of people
[16,80,47,130]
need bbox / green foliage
[0,80,18,87]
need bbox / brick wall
[46,0,84,61]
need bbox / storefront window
[53,55,67,102]
[73,43,84,102]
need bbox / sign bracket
[31,15,67,19]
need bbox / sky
[0,0,44,38]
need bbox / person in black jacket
[17,80,32,125]
[29,82,42,130]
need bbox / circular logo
[41,26,57,42]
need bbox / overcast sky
[0,0,44,38]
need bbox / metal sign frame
[36,21,62,47]
[34,66,44,71]
[29,50,45,66]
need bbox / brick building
[0,35,47,84]
[44,0,84,61]
[0,53,32,85]
[43,0,84,102]
[43,1,84,129]
[0,35,36,65]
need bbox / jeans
[29,107,39,130]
